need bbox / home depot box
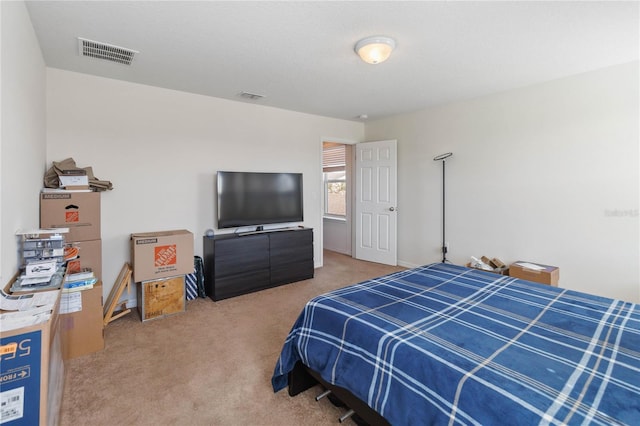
[137,275,185,321]
[59,281,104,360]
[65,239,102,281]
[40,192,100,242]
[509,261,559,286]
[131,230,194,283]
[0,284,64,425]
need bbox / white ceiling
[25,1,639,121]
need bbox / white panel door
[355,140,397,265]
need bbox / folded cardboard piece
[44,157,113,191]
[467,256,509,275]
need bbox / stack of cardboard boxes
[130,230,194,322]
[40,191,104,359]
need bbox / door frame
[318,137,358,268]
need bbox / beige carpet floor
[59,250,404,425]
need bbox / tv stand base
[203,228,314,300]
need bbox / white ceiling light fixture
[354,36,396,65]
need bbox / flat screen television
[217,171,303,229]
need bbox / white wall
[0,1,47,283]
[323,218,349,255]
[366,62,639,303]
[46,68,364,304]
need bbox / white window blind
[323,144,346,172]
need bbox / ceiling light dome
[354,36,396,64]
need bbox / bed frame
[288,361,390,426]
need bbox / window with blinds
[323,143,347,217]
[323,144,346,172]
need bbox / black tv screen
[217,171,304,229]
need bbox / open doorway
[322,141,353,256]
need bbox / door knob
[389,207,396,212]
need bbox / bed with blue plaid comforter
[272,263,640,425]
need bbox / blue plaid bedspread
[272,263,640,425]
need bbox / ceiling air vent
[239,91,265,101]
[78,37,138,65]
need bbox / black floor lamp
[433,152,453,263]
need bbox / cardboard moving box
[131,230,194,283]
[65,239,102,281]
[137,275,186,321]
[0,283,64,425]
[59,281,104,360]
[40,192,100,242]
[509,261,559,286]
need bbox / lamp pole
[433,152,453,263]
